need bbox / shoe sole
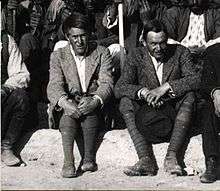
[81,167,98,173]
[2,159,20,166]
[200,177,217,184]
[123,170,157,176]
[61,173,77,178]
[200,180,216,184]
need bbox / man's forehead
[147,31,166,41]
[68,27,87,35]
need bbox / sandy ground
[1,104,220,190]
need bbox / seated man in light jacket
[47,13,114,178]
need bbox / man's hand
[143,83,171,107]
[213,90,220,117]
[78,96,100,115]
[59,98,82,119]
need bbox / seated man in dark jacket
[199,43,220,183]
[114,20,201,176]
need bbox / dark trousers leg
[1,88,30,150]
[202,102,219,160]
[167,92,195,156]
[81,113,100,163]
[59,115,78,165]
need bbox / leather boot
[200,157,217,183]
[176,137,190,175]
[1,124,24,166]
[123,112,158,176]
[164,121,190,176]
[60,125,77,178]
[1,148,20,166]
[164,93,194,176]
[123,155,158,176]
[1,88,30,166]
[81,114,99,172]
[164,124,188,176]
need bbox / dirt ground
[1,127,220,190]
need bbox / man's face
[146,31,167,60]
[83,0,95,10]
[67,27,88,56]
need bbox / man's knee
[9,88,30,111]
[182,92,196,104]
[176,92,196,112]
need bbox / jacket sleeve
[47,51,67,106]
[114,50,143,100]
[168,47,201,97]
[91,47,114,104]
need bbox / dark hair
[187,0,208,7]
[143,19,168,40]
[62,13,89,35]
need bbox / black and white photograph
[1,0,220,190]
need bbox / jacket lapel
[85,46,99,91]
[142,49,160,87]
[162,48,175,84]
[62,45,82,91]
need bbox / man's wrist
[58,95,68,108]
[93,95,103,106]
[92,96,102,108]
[164,82,176,97]
[163,82,171,91]
[138,88,149,100]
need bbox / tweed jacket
[163,7,220,42]
[114,44,201,101]
[47,42,114,109]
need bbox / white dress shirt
[70,46,87,93]
[149,54,163,85]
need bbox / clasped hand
[141,83,170,108]
[62,99,82,119]
[78,96,100,115]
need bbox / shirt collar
[69,43,87,61]
[148,52,163,65]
